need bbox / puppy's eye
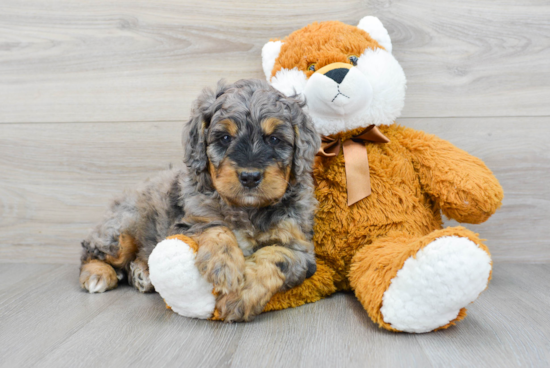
[307,63,316,72]
[267,136,280,146]
[348,55,358,66]
[220,135,232,146]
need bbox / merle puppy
[79,79,321,321]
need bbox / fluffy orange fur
[264,125,502,323]
[163,124,504,328]
[271,21,382,79]
[349,226,491,331]
[157,21,503,332]
[258,21,503,331]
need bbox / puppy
[79,79,321,321]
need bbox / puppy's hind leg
[129,258,154,293]
[80,233,139,293]
[80,260,118,293]
[80,193,140,293]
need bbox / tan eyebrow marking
[215,119,238,136]
[261,118,285,136]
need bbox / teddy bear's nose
[324,68,349,84]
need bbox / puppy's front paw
[195,248,245,294]
[216,282,273,322]
[80,260,118,293]
[216,291,246,322]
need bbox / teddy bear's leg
[263,259,338,313]
[349,227,492,333]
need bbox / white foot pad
[148,238,216,319]
[380,236,492,333]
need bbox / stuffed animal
[149,16,504,333]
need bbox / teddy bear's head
[262,16,406,136]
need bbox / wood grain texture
[0,263,548,367]
[0,121,183,263]
[1,118,548,263]
[0,0,548,123]
[0,263,58,292]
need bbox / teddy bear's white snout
[304,66,373,120]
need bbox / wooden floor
[1,1,549,367]
[1,263,548,368]
[1,0,550,264]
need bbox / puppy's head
[182,79,320,208]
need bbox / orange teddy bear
[149,16,503,333]
[256,16,504,333]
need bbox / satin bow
[317,125,390,206]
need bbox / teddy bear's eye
[308,63,316,72]
[348,55,359,66]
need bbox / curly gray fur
[80,78,321,294]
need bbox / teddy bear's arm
[397,127,504,224]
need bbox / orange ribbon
[317,125,390,206]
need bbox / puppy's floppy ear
[284,96,321,183]
[182,80,228,191]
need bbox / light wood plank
[415,264,550,367]
[0,121,183,263]
[0,0,548,123]
[0,263,59,292]
[1,263,548,367]
[1,118,548,263]
[230,294,430,368]
[36,289,243,368]
[0,265,130,367]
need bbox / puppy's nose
[239,171,262,188]
[324,68,349,84]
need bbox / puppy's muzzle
[239,171,262,189]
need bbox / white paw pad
[380,236,492,333]
[148,238,216,319]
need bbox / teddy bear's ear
[261,40,283,81]
[357,16,392,54]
